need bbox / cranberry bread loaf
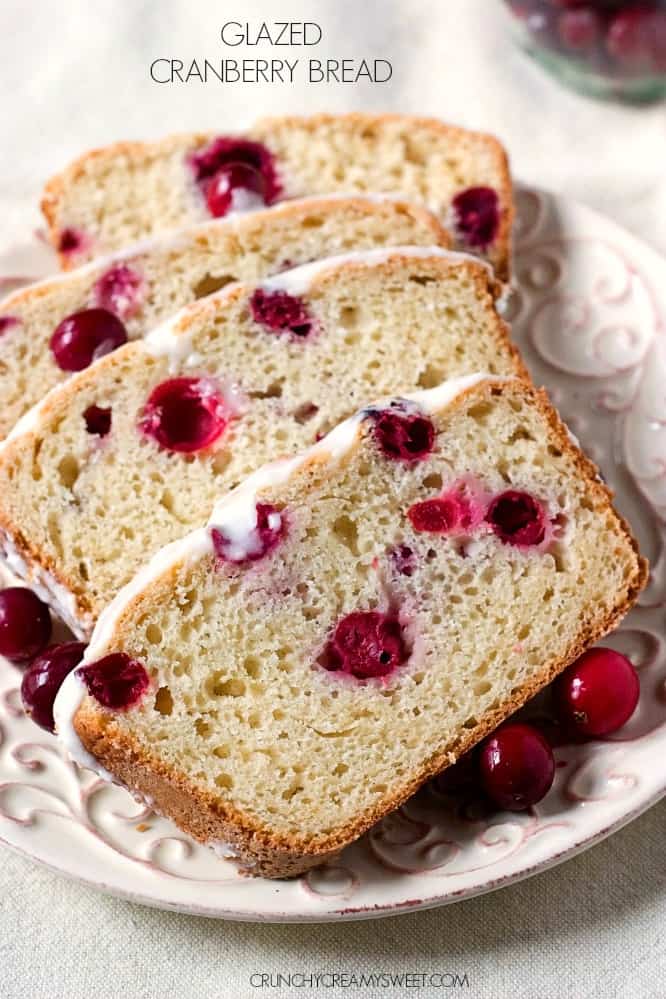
[53,375,646,877]
[0,196,450,439]
[41,114,513,280]
[0,249,524,636]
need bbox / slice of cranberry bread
[53,375,646,878]
[0,196,449,439]
[0,249,524,637]
[41,114,513,280]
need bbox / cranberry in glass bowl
[503,1,666,102]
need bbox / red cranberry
[93,264,144,319]
[371,408,435,463]
[21,642,86,732]
[189,137,281,212]
[77,652,150,709]
[432,750,478,795]
[486,490,547,547]
[555,647,639,736]
[558,8,603,50]
[0,316,20,337]
[525,9,562,49]
[547,0,593,8]
[408,493,476,534]
[0,587,52,664]
[320,611,408,680]
[50,308,128,372]
[452,187,500,250]
[139,377,229,453]
[507,1,542,19]
[479,723,555,811]
[250,289,314,339]
[83,404,112,437]
[206,162,268,218]
[57,228,88,257]
[607,7,666,72]
[212,503,285,564]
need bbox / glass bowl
[504,1,666,102]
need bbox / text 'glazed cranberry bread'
[0,249,523,637]
[54,376,646,878]
[41,114,513,280]
[0,196,450,438]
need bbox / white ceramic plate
[0,186,664,922]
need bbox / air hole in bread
[192,273,237,299]
[154,686,173,715]
[418,364,445,389]
[250,380,284,400]
[332,514,359,556]
[57,454,80,489]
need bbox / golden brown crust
[40,114,511,275]
[71,378,647,878]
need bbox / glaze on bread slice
[41,114,513,280]
[0,196,450,437]
[54,376,646,878]
[0,249,522,636]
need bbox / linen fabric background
[0,1,665,996]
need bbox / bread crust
[70,378,647,878]
[40,114,512,278]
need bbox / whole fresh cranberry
[555,647,639,736]
[0,587,52,664]
[479,723,555,811]
[558,8,603,50]
[21,642,87,731]
[525,7,562,49]
[431,750,478,795]
[50,308,128,372]
[607,7,666,72]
